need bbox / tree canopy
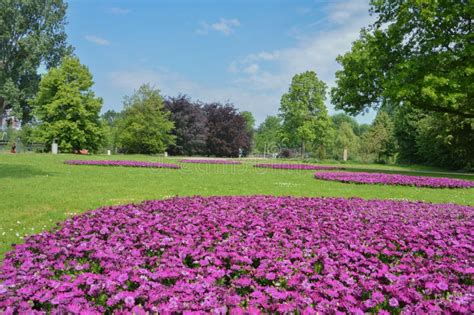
[204,103,251,157]
[331,0,473,118]
[361,111,397,163]
[241,111,256,134]
[31,57,103,152]
[0,0,71,121]
[164,95,208,156]
[255,115,282,154]
[335,121,359,160]
[117,84,175,154]
[279,71,333,155]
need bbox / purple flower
[124,296,135,307]
[437,281,449,291]
[66,303,82,313]
[180,159,241,165]
[364,299,376,308]
[230,307,245,315]
[389,297,399,307]
[234,277,252,287]
[117,273,128,283]
[255,163,341,171]
[371,291,385,304]
[314,171,474,188]
[265,272,276,281]
[0,196,472,313]
[65,160,180,169]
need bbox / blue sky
[66,0,376,124]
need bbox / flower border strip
[180,159,241,165]
[255,163,341,170]
[314,171,474,188]
[64,160,181,169]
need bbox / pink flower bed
[1,196,473,314]
[255,163,341,170]
[315,171,474,188]
[180,159,241,165]
[65,160,180,169]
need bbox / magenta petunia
[389,298,399,307]
[437,281,449,291]
[124,296,135,307]
[314,171,474,188]
[255,163,341,170]
[1,196,473,313]
[65,160,181,169]
[180,159,241,165]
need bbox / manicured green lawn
[0,153,473,260]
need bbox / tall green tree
[393,106,474,169]
[0,0,71,121]
[255,115,281,154]
[393,106,425,164]
[360,111,397,163]
[117,84,175,154]
[331,0,473,118]
[101,110,122,153]
[241,110,256,153]
[31,57,104,152]
[331,113,363,136]
[279,71,333,156]
[415,114,474,170]
[334,121,359,160]
[241,111,255,134]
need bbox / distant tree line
[9,55,252,157]
[329,0,473,170]
[101,88,252,157]
[2,0,472,169]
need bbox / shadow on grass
[0,164,54,179]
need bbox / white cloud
[227,0,376,123]
[243,64,259,75]
[327,0,368,24]
[107,7,130,15]
[106,68,280,122]
[295,7,312,15]
[85,35,110,46]
[107,69,200,95]
[105,0,376,124]
[245,52,280,62]
[197,18,241,36]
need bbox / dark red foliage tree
[203,103,251,157]
[164,95,208,156]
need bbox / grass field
[0,153,473,260]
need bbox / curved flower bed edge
[314,171,474,189]
[180,159,241,165]
[64,160,181,169]
[1,195,473,314]
[254,163,342,171]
